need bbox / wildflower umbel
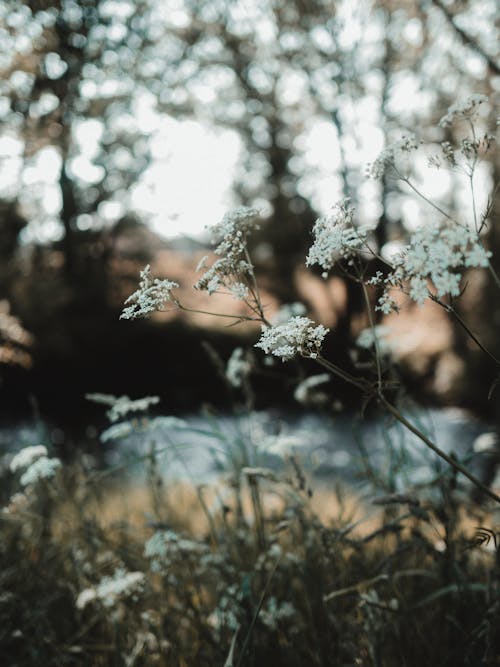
[367,135,419,180]
[373,223,491,312]
[438,94,488,128]
[76,568,145,609]
[255,316,329,362]
[306,199,372,276]
[120,264,179,320]
[9,445,61,486]
[194,207,260,296]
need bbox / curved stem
[431,296,500,367]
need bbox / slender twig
[176,302,261,323]
[399,174,459,225]
[360,280,383,391]
[379,397,500,504]
[430,296,500,367]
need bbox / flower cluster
[120,265,179,320]
[10,445,61,487]
[356,325,392,355]
[373,224,491,311]
[438,94,488,128]
[86,393,160,422]
[293,373,330,405]
[366,135,419,180]
[144,530,205,573]
[76,568,145,610]
[225,347,252,388]
[306,199,371,276]
[255,316,329,361]
[194,207,260,297]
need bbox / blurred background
[0,0,499,440]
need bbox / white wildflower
[260,597,296,630]
[100,421,134,443]
[120,265,179,320]
[77,568,145,609]
[271,302,307,325]
[226,347,251,388]
[473,432,498,454]
[439,94,488,128]
[367,135,419,180]
[144,530,203,573]
[10,445,47,472]
[3,492,28,515]
[356,326,392,355]
[194,207,259,295]
[19,456,61,486]
[378,223,491,307]
[257,433,303,457]
[306,199,371,275]
[76,589,97,610]
[229,282,249,300]
[376,291,398,315]
[294,373,330,405]
[408,275,429,305]
[86,393,160,422]
[255,316,329,362]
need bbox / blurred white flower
[19,456,61,486]
[294,373,330,405]
[86,393,160,422]
[226,347,251,388]
[10,445,47,472]
[76,568,145,609]
[367,135,419,180]
[439,94,488,128]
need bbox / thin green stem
[176,302,261,323]
[316,355,371,393]
[380,397,500,504]
[398,172,459,225]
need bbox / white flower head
[86,393,160,422]
[255,316,329,362]
[356,326,392,354]
[439,94,488,128]
[120,265,179,320]
[306,199,371,275]
[377,223,491,308]
[367,135,419,180]
[77,568,145,609]
[194,207,260,296]
[10,445,48,472]
[19,456,61,486]
[100,422,134,443]
[294,373,330,405]
[226,347,252,387]
[271,302,307,325]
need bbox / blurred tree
[0,0,498,417]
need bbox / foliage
[2,433,500,666]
